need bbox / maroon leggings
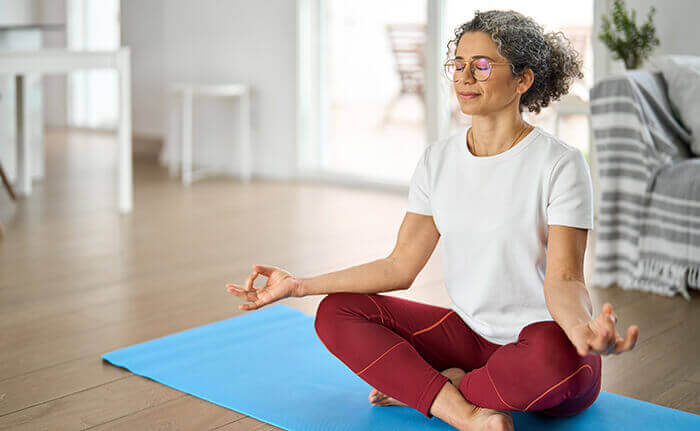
[314,292,601,419]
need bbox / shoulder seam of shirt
[546,147,576,198]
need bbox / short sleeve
[407,146,432,215]
[546,149,595,229]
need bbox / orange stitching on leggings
[357,340,406,376]
[486,364,518,410]
[365,294,384,325]
[412,310,455,336]
[524,364,593,411]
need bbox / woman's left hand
[567,302,639,357]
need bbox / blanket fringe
[633,258,695,301]
[690,265,699,288]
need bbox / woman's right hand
[226,264,302,311]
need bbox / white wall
[121,0,298,179]
[606,0,700,73]
[0,0,41,26]
[120,0,163,139]
[631,0,700,58]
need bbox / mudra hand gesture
[568,302,639,357]
[226,264,302,311]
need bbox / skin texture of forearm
[544,279,594,338]
[298,257,409,297]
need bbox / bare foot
[441,368,514,430]
[467,405,514,431]
[368,387,409,407]
[368,367,515,431]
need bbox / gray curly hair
[447,9,584,114]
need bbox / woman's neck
[468,114,533,157]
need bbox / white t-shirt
[407,125,595,345]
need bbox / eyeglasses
[443,57,513,82]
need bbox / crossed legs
[314,292,601,424]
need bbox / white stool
[165,83,252,185]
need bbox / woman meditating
[226,9,639,431]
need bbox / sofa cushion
[647,55,700,156]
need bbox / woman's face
[452,31,528,115]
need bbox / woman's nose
[458,67,476,83]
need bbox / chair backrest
[385,23,426,93]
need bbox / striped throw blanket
[589,69,699,301]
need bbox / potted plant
[598,0,660,70]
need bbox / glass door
[323,0,428,185]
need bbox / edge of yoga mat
[101,304,335,431]
[102,303,700,431]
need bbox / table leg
[166,91,178,177]
[118,49,133,213]
[15,75,32,196]
[182,89,193,185]
[28,73,45,180]
[240,89,251,183]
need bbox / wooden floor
[0,129,698,430]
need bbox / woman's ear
[518,68,534,94]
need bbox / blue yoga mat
[102,303,699,430]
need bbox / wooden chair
[0,161,17,237]
[380,23,427,128]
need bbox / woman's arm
[545,278,593,338]
[297,212,440,297]
[544,222,639,357]
[543,224,592,337]
[297,257,406,296]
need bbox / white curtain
[66,0,120,129]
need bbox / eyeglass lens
[444,58,491,82]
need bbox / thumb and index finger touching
[251,263,276,277]
[226,264,275,291]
